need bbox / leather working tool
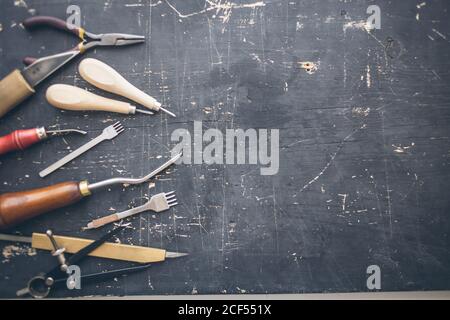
[46,84,155,116]
[0,127,86,156]
[0,153,182,229]
[0,227,188,298]
[0,16,144,118]
[79,58,176,117]
[39,122,125,177]
[85,191,178,229]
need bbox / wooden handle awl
[79,58,161,111]
[32,233,167,263]
[0,181,90,230]
[46,84,133,114]
[0,70,35,118]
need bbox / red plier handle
[22,16,144,66]
[23,16,84,38]
[22,16,86,66]
[0,128,46,155]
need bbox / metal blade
[54,264,153,285]
[46,129,87,137]
[160,107,177,118]
[165,251,189,259]
[0,234,32,244]
[22,51,80,87]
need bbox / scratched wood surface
[0,0,449,298]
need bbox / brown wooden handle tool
[0,154,181,229]
[0,181,90,230]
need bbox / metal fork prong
[167,198,177,204]
[166,199,177,205]
[112,121,121,127]
[116,128,125,135]
[114,124,124,131]
[167,201,177,207]
[113,123,123,130]
[165,194,176,201]
[165,191,175,196]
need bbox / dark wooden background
[0,0,449,298]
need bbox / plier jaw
[82,32,146,50]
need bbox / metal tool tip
[171,152,183,162]
[160,107,176,118]
[166,251,189,259]
[136,108,155,116]
[123,34,145,40]
[47,129,88,136]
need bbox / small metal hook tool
[0,127,86,156]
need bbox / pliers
[22,16,145,65]
[0,16,145,118]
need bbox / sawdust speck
[2,245,36,263]
[392,143,415,154]
[298,61,318,74]
[236,287,247,294]
[14,0,28,8]
[352,107,371,117]
[417,2,426,9]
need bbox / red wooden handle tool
[0,128,43,155]
[0,128,87,156]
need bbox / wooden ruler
[32,233,166,263]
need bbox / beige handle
[79,58,161,111]
[0,70,35,118]
[46,84,134,114]
[88,213,120,229]
[31,233,167,263]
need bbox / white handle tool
[46,84,153,115]
[79,58,176,117]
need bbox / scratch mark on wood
[299,125,366,193]
[165,0,265,21]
